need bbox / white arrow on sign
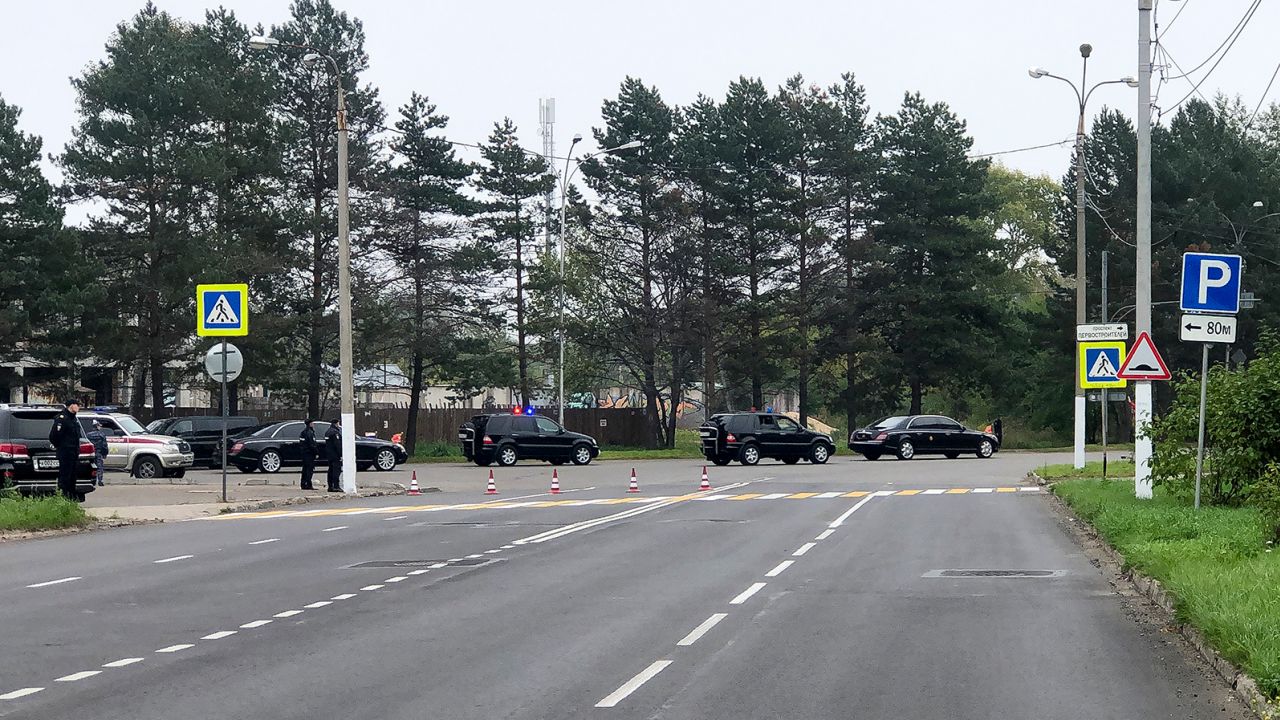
[1180,314,1237,344]
[204,343,243,383]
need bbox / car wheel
[571,444,593,466]
[711,456,731,466]
[810,443,831,465]
[896,440,915,461]
[944,451,959,460]
[862,451,882,461]
[977,439,995,459]
[374,448,397,471]
[497,445,518,467]
[783,457,800,465]
[133,456,160,479]
[236,464,255,473]
[259,450,283,474]
[739,443,760,466]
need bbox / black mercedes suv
[0,404,96,499]
[699,412,835,466]
[459,413,599,467]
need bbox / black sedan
[225,421,408,473]
[848,415,999,461]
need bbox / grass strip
[0,494,90,532]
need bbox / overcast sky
[3,0,1276,206]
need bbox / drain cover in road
[922,569,1065,578]
[348,559,489,569]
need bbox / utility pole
[336,78,356,495]
[1101,250,1109,478]
[1134,0,1155,499]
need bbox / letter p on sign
[1198,260,1232,304]
[1181,253,1243,314]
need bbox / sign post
[197,284,249,503]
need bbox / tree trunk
[796,168,810,427]
[748,218,763,410]
[910,378,923,415]
[842,187,858,432]
[130,364,146,416]
[150,354,165,417]
[407,351,424,455]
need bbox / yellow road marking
[996,487,1017,493]
[842,491,870,498]
[945,488,970,494]
[729,493,763,500]
[894,489,922,496]
[786,492,819,499]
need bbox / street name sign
[1079,341,1127,389]
[196,283,249,337]
[1180,253,1243,314]
[1076,323,1129,342]
[1118,332,1171,381]
[1180,314,1237,344]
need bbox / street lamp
[1029,43,1137,470]
[556,138,644,424]
[249,35,357,494]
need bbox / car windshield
[871,416,909,430]
[113,415,149,434]
[146,419,168,433]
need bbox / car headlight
[165,442,182,452]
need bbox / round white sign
[204,343,244,383]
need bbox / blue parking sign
[1181,253,1242,314]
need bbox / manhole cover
[923,569,1065,578]
[348,558,489,569]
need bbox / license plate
[34,457,60,470]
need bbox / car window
[113,416,148,434]
[776,417,800,432]
[95,418,123,435]
[146,419,169,433]
[170,420,193,435]
[535,417,560,433]
[759,415,777,427]
[937,417,963,431]
[486,416,509,434]
[730,415,755,433]
[274,422,304,440]
[9,411,67,440]
[229,417,258,429]
[513,417,538,433]
[872,416,909,430]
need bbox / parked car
[0,404,97,499]
[699,412,835,466]
[145,415,259,467]
[77,412,195,479]
[225,420,408,474]
[848,415,999,460]
[458,413,599,467]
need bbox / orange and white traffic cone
[408,470,421,496]
[550,468,561,494]
[699,466,711,491]
[485,469,498,495]
[628,467,639,493]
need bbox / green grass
[1037,460,1137,480]
[1052,479,1280,696]
[410,429,706,464]
[0,494,90,532]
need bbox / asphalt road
[0,453,1250,719]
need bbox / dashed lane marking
[765,560,794,577]
[102,658,143,668]
[240,620,273,629]
[595,660,673,708]
[792,542,816,557]
[153,554,194,564]
[677,613,728,647]
[0,688,43,700]
[54,671,100,683]
[730,582,767,605]
[201,631,236,641]
[274,610,304,618]
[26,576,82,589]
[156,644,193,653]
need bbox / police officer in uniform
[299,419,318,490]
[49,399,82,500]
[324,418,342,492]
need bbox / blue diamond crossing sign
[196,283,249,337]
[1180,252,1243,314]
[1079,341,1127,389]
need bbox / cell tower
[539,98,556,257]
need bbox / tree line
[5,1,1278,450]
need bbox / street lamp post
[1030,48,1137,470]
[250,35,357,494]
[555,138,643,424]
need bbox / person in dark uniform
[299,419,318,491]
[993,417,1004,446]
[324,418,342,492]
[87,420,109,487]
[49,399,82,500]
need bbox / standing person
[49,399,82,500]
[993,417,1004,446]
[299,419,318,491]
[87,420,109,487]
[324,418,343,493]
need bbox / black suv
[699,412,835,466]
[147,415,259,466]
[459,413,599,467]
[0,404,96,498]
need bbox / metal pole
[1134,0,1155,499]
[557,142,579,426]
[1101,251,1109,479]
[220,338,228,504]
[1193,344,1210,510]
[336,79,357,494]
[1073,49,1090,471]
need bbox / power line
[1155,0,1192,40]
[1163,0,1261,113]
[967,138,1073,159]
[1246,59,1280,128]
[1164,0,1258,81]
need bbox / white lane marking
[429,562,448,569]
[331,593,357,600]
[815,529,835,541]
[153,554,194,564]
[829,494,876,528]
[922,488,946,495]
[26,576,82,589]
[677,613,728,647]
[758,493,789,500]
[303,601,333,608]
[240,620,273,629]
[360,585,384,591]
[872,490,897,497]
[0,688,43,700]
[1019,487,1041,492]
[447,558,464,563]
[248,538,280,545]
[595,660,674,708]
[384,577,407,584]
[322,526,348,532]
[201,631,236,640]
[407,569,429,576]
[500,545,515,550]
[383,515,408,521]
[766,560,794,577]
[484,549,502,554]
[156,644,194,653]
[466,554,484,559]
[792,542,816,557]
[973,488,994,493]
[730,582,767,605]
[274,610,303,618]
[815,491,843,499]
[699,494,732,501]
[55,671,101,683]
[102,658,144,668]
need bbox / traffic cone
[699,466,711,491]
[628,468,640,493]
[550,468,561,494]
[408,470,421,496]
[485,470,498,495]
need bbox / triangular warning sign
[207,294,239,325]
[1088,351,1119,379]
[1118,332,1171,380]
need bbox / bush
[0,494,89,532]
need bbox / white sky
[2,0,1275,216]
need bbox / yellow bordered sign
[196,283,249,337]
[1078,341,1127,389]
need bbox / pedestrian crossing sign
[1079,341,1127,389]
[196,283,249,337]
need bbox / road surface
[0,453,1249,719]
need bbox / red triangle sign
[1118,331,1171,380]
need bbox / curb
[213,485,424,515]
[0,516,160,544]
[1033,471,1279,719]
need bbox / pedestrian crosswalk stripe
[895,489,922,496]
[758,493,789,500]
[728,493,763,500]
[786,492,819,499]
[945,488,970,494]
[842,491,870,498]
